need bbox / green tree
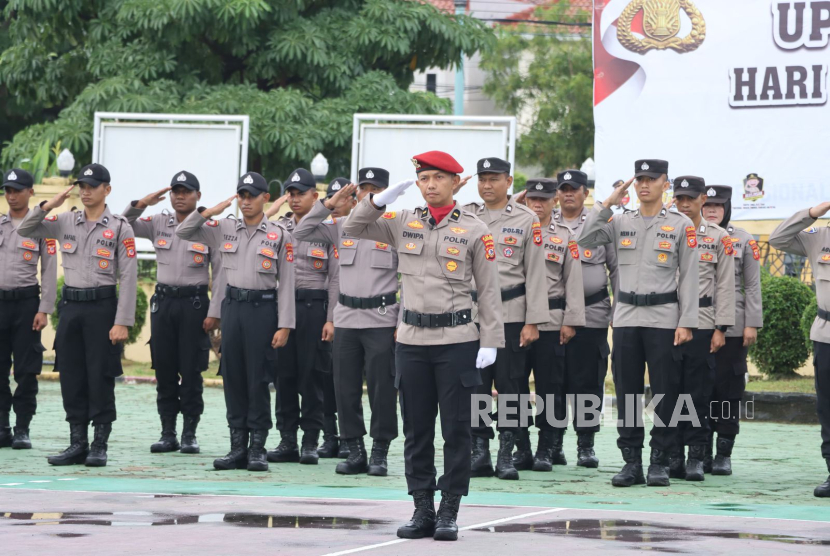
[480,3,592,175]
[0,0,492,178]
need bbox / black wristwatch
[716,325,728,333]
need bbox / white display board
[92,113,249,252]
[352,114,517,210]
[592,0,830,220]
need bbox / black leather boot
[532,430,554,472]
[368,439,390,476]
[668,445,686,479]
[47,423,89,466]
[470,436,494,477]
[396,490,436,539]
[647,449,671,487]
[318,415,340,458]
[299,430,320,465]
[12,413,32,449]
[180,415,200,454]
[496,431,519,480]
[551,429,567,465]
[576,432,599,468]
[0,412,11,448]
[85,423,112,467]
[267,430,299,463]
[337,437,350,459]
[685,445,706,481]
[150,414,180,453]
[611,447,645,487]
[512,427,534,470]
[336,437,368,474]
[815,459,830,498]
[247,429,269,472]
[214,428,249,470]
[703,434,714,474]
[712,436,735,476]
[433,492,461,541]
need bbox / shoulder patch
[140,216,153,222]
[46,239,57,255]
[45,215,59,222]
[532,221,542,246]
[481,234,496,261]
[804,227,818,234]
[748,239,761,260]
[122,237,136,258]
[285,242,294,263]
[685,226,697,248]
[568,240,580,260]
[206,220,219,227]
[323,216,337,225]
[721,235,735,256]
[381,212,396,220]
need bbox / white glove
[373,179,415,207]
[475,347,497,369]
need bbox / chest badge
[583,249,592,259]
[22,251,33,261]
[503,247,514,258]
[407,220,424,229]
[504,236,517,245]
[405,242,417,250]
[262,259,273,270]
[267,232,278,240]
[98,259,110,269]
[342,240,355,247]
[103,229,114,239]
[157,239,168,247]
[446,260,458,272]
[450,227,467,234]
[621,239,633,247]
[313,259,324,269]
[193,254,205,264]
[447,247,460,256]
[657,253,668,263]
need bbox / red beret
[411,151,463,174]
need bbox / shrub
[749,273,813,377]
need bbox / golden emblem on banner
[617,0,706,54]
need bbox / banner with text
[593,0,830,220]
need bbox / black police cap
[634,159,669,179]
[327,177,350,198]
[525,178,558,199]
[170,170,200,191]
[237,172,268,195]
[477,157,511,175]
[704,185,732,204]
[673,175,706,198]
[358,167,389,189]
[557,169,588,189]
[3,168,34,190]
[75,163,111,187]
[284,168,316,192]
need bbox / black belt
[156,284,208,298]
[548,297,566,310]
[699,296,713,308]
[339,291,398,310]
[227,286,276,302]
[471,283,526,303]
[0,285,40,301]
[585,287,609,307]
[618,291,678,307]
[296,288,328,302]
[402,309,472,328]
[63,285,117,302]
[819,308,830,321]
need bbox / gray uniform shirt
[344,198,505,348]
[578,203,699,329]
[557,207,619,329]
[723,225,763,338]
[0,211,58,314]
[176,211,296,330]
[769,209,830,342]
[463,198,549,325]
[538,220,585,331]
[694,220,736,330]
[122,203,227,319]
[18,205,138,326]
[292,200,399,329]
[276,213,340,322]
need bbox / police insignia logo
[482,234,496,261]
[84,169,93,176]
[46,239,57,255]
[551,237,563,244]
[532,221,542,246]
[407,220,423,229]
[140,216,152,222]
[411,158,420,169]
[547,252,560,262]
[22,251,33,261]
[206,220,219,227]
[177,173,187,182]
[405,242,417,250]
[103,229,114,239]
[99,259,109,269]
[657,253,668,263]
[45,215,58,221]
[701,253,714,261]
[122,237,136,257]
[568,240,579,259]
[262,259,272,270]
[722,236,735,255]
[583,249,592,258]
[311,249,326,258]
[659,241,672,249]
[823,254,830,262]
[661,225,675,232]
[63,243,73,250]
[223,242,233,250]
[621,239,633,247]
[193,254,204,264]
[157,239,167,246]
[450,227,467,234]
[447,247,460,256]
[641,162,650,171]
[265,232,277,241]
[535,184,543,190]
[375,242,388,250]
[286,242,294,262]
[617,0,706,54]
[332,183,341,191]
[244,175,254,184]
[97,248,111,257]
[483,160,491,169]
[680,179,689,188]
[366,170,374,179]
[749,239,760,260]
[381,212,396,219]
[685,226,697,248]
[446,260,458,272]
[8,171,17,181]
[342,240,355,247]
[21,240,36,249]
[260,248,275,258]
[804,227,818,234]
[707,188,717,197]
[564,172,572,181]
[703,237,714,243]
[503,247,514,258]
[313,259,324,269]
[504,236,517,245]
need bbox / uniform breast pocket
[815,257,830,281]
[397,240,424,276]
[154,237,173,264]
[544,246,565,267]
[370,242,394,269]
[652,238,676,267]
[93,246,115,274]
[617,236,638,265]
[59,240,78,269]
[498,234,522,266]
[338,240,357,266]
[307,246,328,272]
[220,241,239,270]
[440,242,467,280]
[187,242,209,268]
[699,249,718,266]
[18,240,39,265]
[257,247,278,274]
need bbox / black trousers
[149,294,210,417]
[611,327,680,452]
[472,322,525,439]
[276,298,329,433]
[333,327,398,441]
[711,337,748,437]
[54,297,121,425]
[813,341,830,460]
[676,329,715,446]
[0,297,43,418]
[396,341,480,496]
[219,297,278,430]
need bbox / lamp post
[580,157,596,188]
[57,149,75,177]
[311,153,329,182]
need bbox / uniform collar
[431,203,461,229]
[727,224,734,234]
[236,213,270,233]
[631,207,668,219]
[76,205,114,227]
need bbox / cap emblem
[84,168,93,176]
[564,172,571,180]
[366,170,374,179]
[533,183,542,190]
[291,173,300,182]
[707,188,716,197]
[483,160,491,169]
[680,179,689,188]
[8,171,17,181]
[243,175,254,185]
[332,183,341,191]
[641,162,650,170]
[177,173,187,182]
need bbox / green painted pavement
[1,380,829,522]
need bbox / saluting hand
[322,321,334,342]
[265,193,290,218]
[202,195,237,219]
[674,326,692,346]
[109,325,129,344]
[136,186,172,209]
[809,202,830,219]
[324,184,357,212]
[513,189,528,206]
[32,312,47,332]
[603,177,634,208]
[271,328,290,349]
[452,175,473,195]
[42,184,76,211]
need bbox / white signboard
[593,0,830,220]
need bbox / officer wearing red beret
[344,150,504,541]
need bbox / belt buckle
[377,296,388,316]
[450,312,458,327]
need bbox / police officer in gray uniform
[703,185,763,476]
[0,169,57,450]
[19,163,138,467]
[177,172,295,472]
[579,159,699,488]
[122,171,226,454]
[770,203,830,497]
[292,168,399,476]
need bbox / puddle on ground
[1,511,389,530]
[473,519,830,546]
